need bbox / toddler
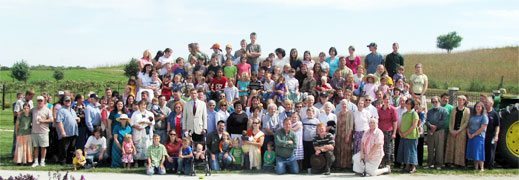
[122,134,136,169]
[73,149,86,171]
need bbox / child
[179,138,193,175]
[149,72,162,97]
[312,123,335,175]
[219,132,232,167]
[273,76,287,103]
[173,57,188,78]
[122,134,136,169]
[224,79,239,104]
[237,73,251,105]
[193,143,206,161]
[362,74,379,100]
[379,76,390,95]
[392,65,406,84]
[161,75,172,101]
[171,74,183,92]
[150,98,163,117]
[125,77,137,100]
[263,142,276,172]
[73,149,87,171]
[230,138,244,170]
[236,56,251,79]
[223,59,238,80]
[263,72,275,100]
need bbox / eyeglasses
[365,99,372,101]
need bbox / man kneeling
[353,118,390,176]
[147,134,167,175]
[311,123,335,175]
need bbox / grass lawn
[0,67,127,83]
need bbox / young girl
[237,73,251,104]
[354,65,365,86]
[230,138,243,169]
[195,77,209,93]
[236,56,251,79]
[315,76,333,94]
[161,75,172,101]
[302,51,315,70]
[73,149,86,171]
[224,79,239,104]
[219,132,232,166]
[290,113,304,168]
[363,74,379,100]
[393,65,406,84]
[171,74,183,93]
[262,72,275,101]
[122,134,136,169]
[379,75,390,95]
[125,77,137,100]
[273,76,287,103]
[193,143,206,160]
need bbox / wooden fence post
[448,87,459,105]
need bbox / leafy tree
[10,60,30,83]
[53,68,64,81]
[437,31,463,53]
[124,58,139,78]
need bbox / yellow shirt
[73,156,86,167]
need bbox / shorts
[32,133,49,147]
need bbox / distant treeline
[0,65,87,70]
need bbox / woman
[445,95,470,167]
[244,118,265,170]
[137,64,155,102]
[108,100,127,139]
[467,102,488,171]
[165,129,183,173]
[167,101,184,137]
[227,102,249,137]
[326,47,339,77]
[335,100,354,168]
[289,48,302,71]
[217,101,230,123]
[345,46,361,74]
[273,48,288,69]
[377,94,398,167]
[13,103,33,165]
[111,114,132,167]
[125,95,135,113]
[295,64,308,89]
[409,63,428,110]
[74,94,88,150]
[302,51,315,70]
[397,99,419,173]
[353,98,370,156]
[130,100,155,166]
[353,118,390,176]
[84,127,107,166]
[139,49,153,71]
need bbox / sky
[0,0,518,68]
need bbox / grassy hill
[0,66,127,82]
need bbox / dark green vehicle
[493,91,519,168]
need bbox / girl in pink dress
[122,134,136,169]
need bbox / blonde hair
[142,49,152,59]
[75,149,83,155]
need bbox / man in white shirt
[363,95,379,119]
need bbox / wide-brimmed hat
[116,114,130,122]
[364,73,379,82]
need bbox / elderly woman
[445,95,470,167]
[467,102,488,171]
[335,100,354,168]
[397,99,419,173]
[244,118,265,170]
[111,114,132,167]
[353,118,390,176]
[130,100,155,167]
[262,103,280,152]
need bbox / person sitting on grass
[146,134,167,175]
[263,141,276,172]
[311,123,335,175]
[73,149,86,171]
[179,138,194,175]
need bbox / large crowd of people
[10,32,500,176]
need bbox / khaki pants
[427,129,445,166]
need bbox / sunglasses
[169,134,176,136]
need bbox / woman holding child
[244,118,265,170]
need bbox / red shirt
[377,106,397,132]
[175,115,182,137]
[165,138,182,157]
[211,77,228,91]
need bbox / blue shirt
[326,57,339,77]
[364,52,384,74]
[85,103,101,132]
[182,146,192,156]
[113,124,132,143]
[207,110,218,134]
[468,115,489,138]
[56,106,79,139]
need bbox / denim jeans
[146,166,166,175]
[210,152,232,171]
[251,64,259,74]
[275,155,299,175]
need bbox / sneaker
[386,165,392,174]
[31,162,39,167]
[436,166,442,170]
[40,162,46,167]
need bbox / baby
[73,149,86,171]
[193,143,206,160]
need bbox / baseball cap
[210,43,221,51]
[225,44,232,49]
[89,93,99,99]
[367,42,377,48]
[58,91,65,96]
[64,96,72,101]
[36,96,45,101]
[320,92,328,97]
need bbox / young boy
[179,138,194,175]
[230,138,244,170]
[263,141,276,172]
[73,149,87,171]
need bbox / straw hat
[116,114,130,122]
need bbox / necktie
[193,101,197,115]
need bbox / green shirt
[146,144,167,167]
[230,147,243,165]
[274,128,297,158]
[263,151,276,166]
[401,110,419,139]
[224,66,238,79]
[17,114,32,135]
[442,104,454,130]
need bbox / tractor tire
[497,105,519,168]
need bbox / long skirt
[334,134,353,168]
[445,130,467,166]
[466,136,485,161]
[397,138,418,165]
[247,144,262,170]
[111,142,123,167]
[353,131,365,155]
[13,135,33,164]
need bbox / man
[166,89,186,111]
[85,94,101,133]
[146,134,167,175]
[425,96,448,169]
[312,123,335,175]
[31,95,54,167]
[157,48,173,77]
[314,92,329,110]
[194,43,210,65]
[182,89,207,142]
[105,87,113,100]
[262,103,281,152]
[335,89,358,113]
[274,118,299,174]
[440,93,454,132]
[207,120,232,170]
[206,100,220,134]
[484,96,500,170]
[246,32,262,73]
[56,96,79,164]
[155,95,171,144]
[377,95,398,167]
[233,39,247,65]
[364,42,384,74]
[385,42,404,78]
[364,96,379,119]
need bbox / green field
[0,67,127,82]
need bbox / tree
[437,31,463,53]
[53,68,64,81]
[124,58,139,78]
[10,60,30,83]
